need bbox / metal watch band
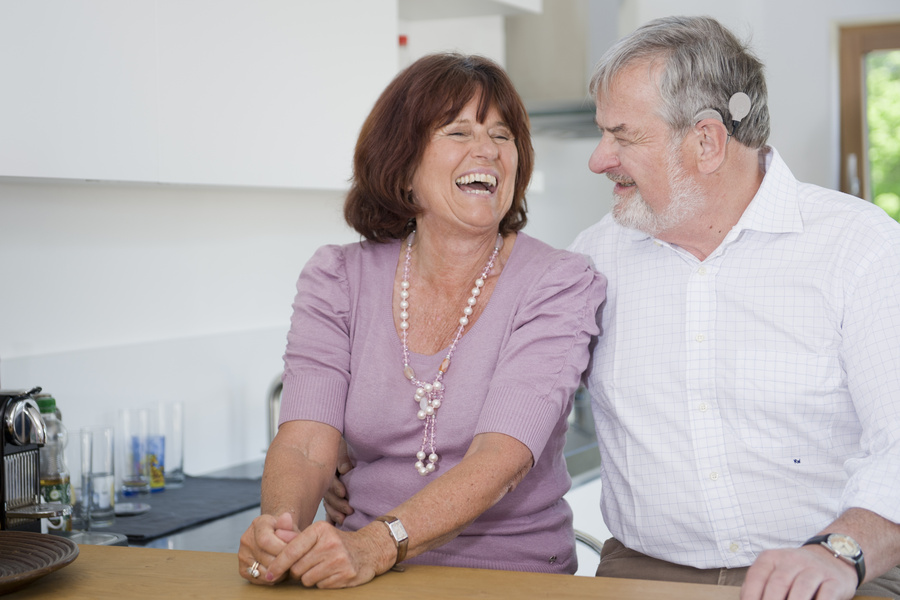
[376,515,409,565]
[802,534,866,587]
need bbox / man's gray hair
[590,15,770,148]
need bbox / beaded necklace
[399,231,502,476]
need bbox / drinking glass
[116,408,151,496]
[80,427,115,528]
[158,402,185,488]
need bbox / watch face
[388,519,408,541]
[828,534,860,557]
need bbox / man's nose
[588,136,619,174]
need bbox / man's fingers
[336,438,353,474]
[741,551,777,600]
[324,503,347,526]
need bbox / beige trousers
[595,538,900,598]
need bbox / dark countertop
[132,459,330,552]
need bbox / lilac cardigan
[279,233,605,574]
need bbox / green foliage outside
[867,50,900,221]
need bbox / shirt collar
[731,146,803,236]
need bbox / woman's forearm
[378,431,533,561]
[262,420,342,529]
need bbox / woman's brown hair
[344,53,533,242]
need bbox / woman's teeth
[455,173,497,194]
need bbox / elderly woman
[238,53,605,588]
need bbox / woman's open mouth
[455,173,498,195]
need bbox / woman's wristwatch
[802,533,866,587]
[376,515,409,566]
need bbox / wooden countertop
[7,545,881,599]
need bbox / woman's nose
[588,137,618,174]
[472,132,500,160]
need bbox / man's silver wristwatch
[802,533,866,587]
[376,515,409,565]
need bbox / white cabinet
[0,0,397,189]
[0,2,159,183]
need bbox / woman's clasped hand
[241,511,395,588]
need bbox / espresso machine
[1,387,71,532]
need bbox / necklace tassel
[399,231,501,476]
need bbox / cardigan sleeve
[279,244,353,432]
[475,250,606,463]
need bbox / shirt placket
[684,257,753,567]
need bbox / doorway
[839,23,900,221]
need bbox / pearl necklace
[399,231,502,476]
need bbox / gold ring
[248,561,260,578]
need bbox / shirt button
[698,266,708,276]
[699,402,709,412]
[695,334,706,343]
[729,542,740,553]
[709,472,719,481]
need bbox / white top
[570,147,900,569]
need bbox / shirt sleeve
[279,244,352,432]
[475,250,606,463]
[839,225,900,524]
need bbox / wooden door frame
[839,22,900,199]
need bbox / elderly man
[571,15,900,600]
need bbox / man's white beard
[611,148,704,236]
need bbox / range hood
[399,0,542,20]
[526,99,598,139]
[505,0,621,138]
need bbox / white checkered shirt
[570,147,900,569]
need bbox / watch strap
[802,534,865,587]
[376,515,409,565]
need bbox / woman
[238,53,605,588]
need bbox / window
[839,23,900,221]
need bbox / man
[570,15,900,600]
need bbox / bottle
[36,395,73,532]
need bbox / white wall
[1,181,356,357]
[0,180,358,474]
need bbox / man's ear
[691,118,729,175]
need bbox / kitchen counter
[7,544,750,599]
[8,545,885,599]
[71,463,878,599]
